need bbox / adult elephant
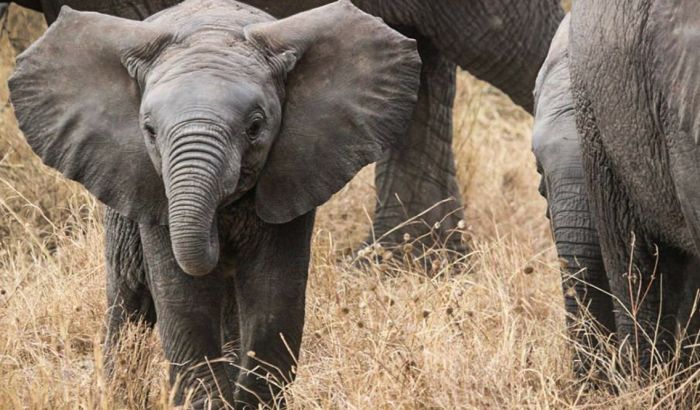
[5,0,565,253]
[538,0,700,370]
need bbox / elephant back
[39,0,184,23]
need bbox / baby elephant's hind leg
[103,208,156,374]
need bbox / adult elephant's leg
[658,128,700,362]
[372,41,465,253]
[577,96,674,371]
[232,212,314,408]
[601,235,677,371]
[140,224,233,409]
[103,207,156,375]
[668,254,700,362]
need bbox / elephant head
[9,0,421,276]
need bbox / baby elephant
[10,0,420,407]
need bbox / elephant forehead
[147,76,267,113]
[137,1,280,91]
[145,37,273,98]
[147,0,275,33]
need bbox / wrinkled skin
[10,0,421,407]
[532,14,615,377]
[247,0,565,253]
[537,0,700,371]
[7,0,564,253]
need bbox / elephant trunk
[540,157,616,375]
[165,130,236,277]
[544,164,614,329]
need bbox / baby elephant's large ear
[9,7,171,224]
[245,0,421,224]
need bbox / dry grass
[2,5,700,409]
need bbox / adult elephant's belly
[607,130,694,253]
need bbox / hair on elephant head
[10,0,421,276]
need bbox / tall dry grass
[2,4,700,409]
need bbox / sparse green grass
[2,4,700,409]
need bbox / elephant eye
[144,123,157,141]
[246,113,265,140]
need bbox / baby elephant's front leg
[139,224,234,409]
[231,212,314,409]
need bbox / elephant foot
[375,196,468,248]
[170,367,235,409]
[182,396,231,410]
[234,391,286,410]
[352,204,471,275]
[572,372,618,396]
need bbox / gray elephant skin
[532,15,614,376]
[535,1,700,371]
[5,0,564,253]
[9,0,421,407]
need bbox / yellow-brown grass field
[2,4,700,409]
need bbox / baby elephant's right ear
[9,7,172,225]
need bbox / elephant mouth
[217,168,256,211]
[219,193,240,210]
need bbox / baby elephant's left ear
[245,0,421,224]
